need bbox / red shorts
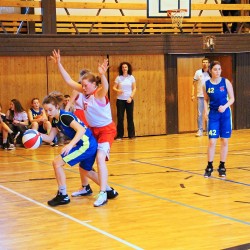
[90,121,116,147]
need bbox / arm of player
[40,127,58,143]
[218,79,235,113]
[95,59,109,98]
[61,120,86,156]
[65,90,78,112]
[50,49,82,93]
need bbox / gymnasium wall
[0,54,166,137]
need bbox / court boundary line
[0,184,143,250]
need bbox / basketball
[22,129,42,149]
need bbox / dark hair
[209,60,221,71]
[118,62,132,76]
[64,94,70,99]
[11,99,25,113]
[31,98,39,103]
[81,72,101,86]
[43,91,64,107]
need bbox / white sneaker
[8,144,15,150]
[195,130,203,137]
[71,185,93,197]
[93,191,108,207]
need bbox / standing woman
[203,61,235,178]
[113,62,136,140]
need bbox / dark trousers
[116,99,135,138]
[8,123,27,144]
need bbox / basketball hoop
[167,9,187,33]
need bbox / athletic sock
[59,185,67,195]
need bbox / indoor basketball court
[0,0,250,249]
[0,129,250,249]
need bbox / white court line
[0,184,143,250]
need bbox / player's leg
[47,155,70,206]
[217,109,232,177]
[217,138,228,177]
[204,111,219,177]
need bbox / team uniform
[30,107,47,133]
[81,92,116,160]
[205,77,232,139]
[74,92,89,127]
[51,109,97,170]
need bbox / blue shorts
[208,108,232,139]
[61,134,97,171]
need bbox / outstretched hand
[50,49,61,64]
[98,59,109,75]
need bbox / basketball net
[167,9,186,32]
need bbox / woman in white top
[113,62,136,140]
[6,99,29,145]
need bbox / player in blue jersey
[40,91,98,206]
[203,61,235,178]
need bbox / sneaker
[50,140,58,147]
[107,187,119,199]
[47,191,70,206]
[204,167,213,178]
[195,130,203,137]
[7,144,15,150]
[218,167,226,177]
[71,185,93,197]
[115,137,122,141]
[2,143,9,150]
[93,191,108,207]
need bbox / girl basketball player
[50,50,118,207]
[41,92,98,207]
[28,98,52,134]
[203,61,235,178]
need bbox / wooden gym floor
[0,129,250,250]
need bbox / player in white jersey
[51,49,118,207]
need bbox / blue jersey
[52,110,97,170]
[30,107,43,118]
[205,78,232,139]
[205,77,228,111]
[30,107,46,133]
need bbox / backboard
[147,0,191,18]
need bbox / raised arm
[65,89,78,112]
[95,59,109,98]
[50,49,82,93]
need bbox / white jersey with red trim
[74,92,84,110]
[81,93,112,127]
